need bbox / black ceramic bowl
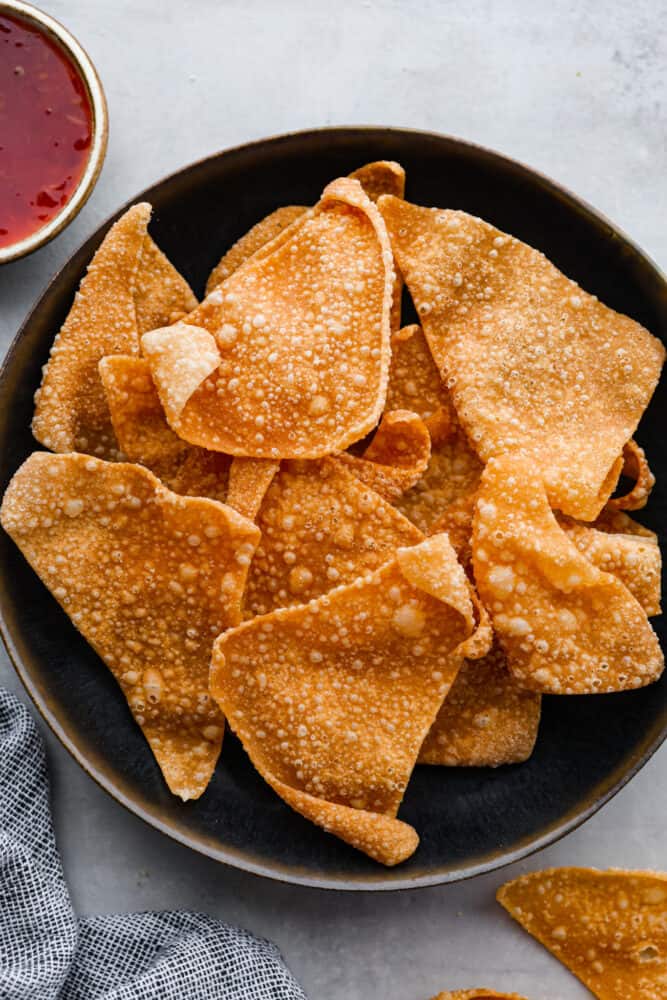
[1,128,665,890]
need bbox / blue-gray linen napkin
[0,688,308,1000]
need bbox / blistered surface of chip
[380,196,665,520]
[498,867,667,1000]
[473,454,663,693]
[211,534,485,864]
[143,178,394,458]
[0,453,259,800]
[244,457,422,617]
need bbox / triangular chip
[419,642,541,767]
[32,204,197,459]
[1,453,259,800]
[244,457,422,617]
[379,196,665,520]
[99,354,232,505]
[337,410,431,502]
[497,868,667,1000]
[386,324,455,431]
[473,453,663,693]
[560,516,661,617]
[134,233,198,334]
[607,439,655,512]
[206,205,308,294]
[431,992,528,999]
[142,177,394,457]
[396,427,482,533]
[205,160,405,297]
[211,534,490,865]
[226,457,279,521]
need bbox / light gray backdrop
[0,3,665,998]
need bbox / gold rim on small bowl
[0,0,108,264]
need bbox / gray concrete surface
[1,2,665,997]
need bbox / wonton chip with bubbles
[142,177,395,458]
[431,992,529,1000]
[211,534,490,865]
[336,410,431,502]
[473,453,663,694]
[205,160,405,299]
[379,196,665,520]
[419,642,541,767]
[244,456,422,617]
[0,453,259,800]
[396,427,482,534]
[497,867,667,1000]
[386,324,454,432]
[607,439,655,512]
[32,204,196,460]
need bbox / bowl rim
[1,125,666,891]
[0,0,108,264]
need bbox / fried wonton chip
[473,453,664,693]
[337,410,431,502]
[244,456,422,617]
[560,516,661,617]
[386,325,454,432]
[0,453,259,799]
[211,534,490,865]
[134,232,198,334]
[205,159,405,297]
[32,204,197,459]
[419,642,541,767]
[379,197,665,520]
[395,428,483,534]
[431,992,528,999]
[99,354,232,504]
[497,868,667,1000]
[608,439,655,512]
[205,205,308,295]
[225,457,279,520]
[142,178,394,458]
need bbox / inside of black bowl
[0,128,665,889]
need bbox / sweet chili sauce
[0,13,93,249]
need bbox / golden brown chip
[99,355,189,470]
[419,642,541,767]
[211,533,489,865]
[99,354,232,505]
[594,506,657,539]
[497,868,667,1000]
[395,428,483,534]
[430,491,478,567]
[244,456,422,617]
[473,453,663,693]
[560,516,661,617]
[32,205,197,460]
[134,233,198,334]
[226,457,279,520]
[204,160,405,298]
[608,439,655,512]
[337,410,431,502]
[0,453,259,799]
[205,205,308,295]
[32,205,150,458]
[379,196,665,520]
[348,160,405,202]
[386,324,454,431]
[431,992,529,999]
[142,178,394,458]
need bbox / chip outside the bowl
[0,453,260,801]
[497,867,667,1000]
[210,533,491,865]
[142,177,395,458]
[379,196,665,521]
[430,991,529,999]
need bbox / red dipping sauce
[0,13,93,249]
